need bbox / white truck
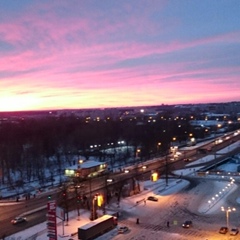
[78,214,117,240]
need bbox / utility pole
[165,154,168,186]
[90,195,98,220]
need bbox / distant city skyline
[0,1,240,112]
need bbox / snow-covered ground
[4,140,240,240]
[6,177,239,240]
[3,178,196,240]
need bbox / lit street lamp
[104,177,113,214]
[136,149,141,162]
[214,123,223,169]
[221,206,236,228]
[92,194,97,220]
[157,142,161,156]
[90,194,101,220]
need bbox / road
[0,131,239,237]
[98,178,240,240]
[0,193,53,236]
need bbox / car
[230,228,239,235]
[219,226,228,234]
[182,220,193,228]
[183,158,191,162]
[118,226,129,234]
[11,216,27,225]
[147,196,158,202]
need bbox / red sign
[47,201,57,240]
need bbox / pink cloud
[0,1,239,111]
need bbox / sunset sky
[0,1,240,111]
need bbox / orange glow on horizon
[0,95,42,112]
[0,2,239,111]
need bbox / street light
[90,193,103,221]
[104,177,114,213]
[92,194,97,220]
[214,123,223,169]
[221,206,236,228]
[172,137,176,147]
[165,155,169,186]
[157,142,161,156]
[136,149,141,162]
[74,186,81,220]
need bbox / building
[65,160,107,178]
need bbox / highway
[0,131,239,237]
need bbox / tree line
[0,112,210,189]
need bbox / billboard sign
[47,200,57,240]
